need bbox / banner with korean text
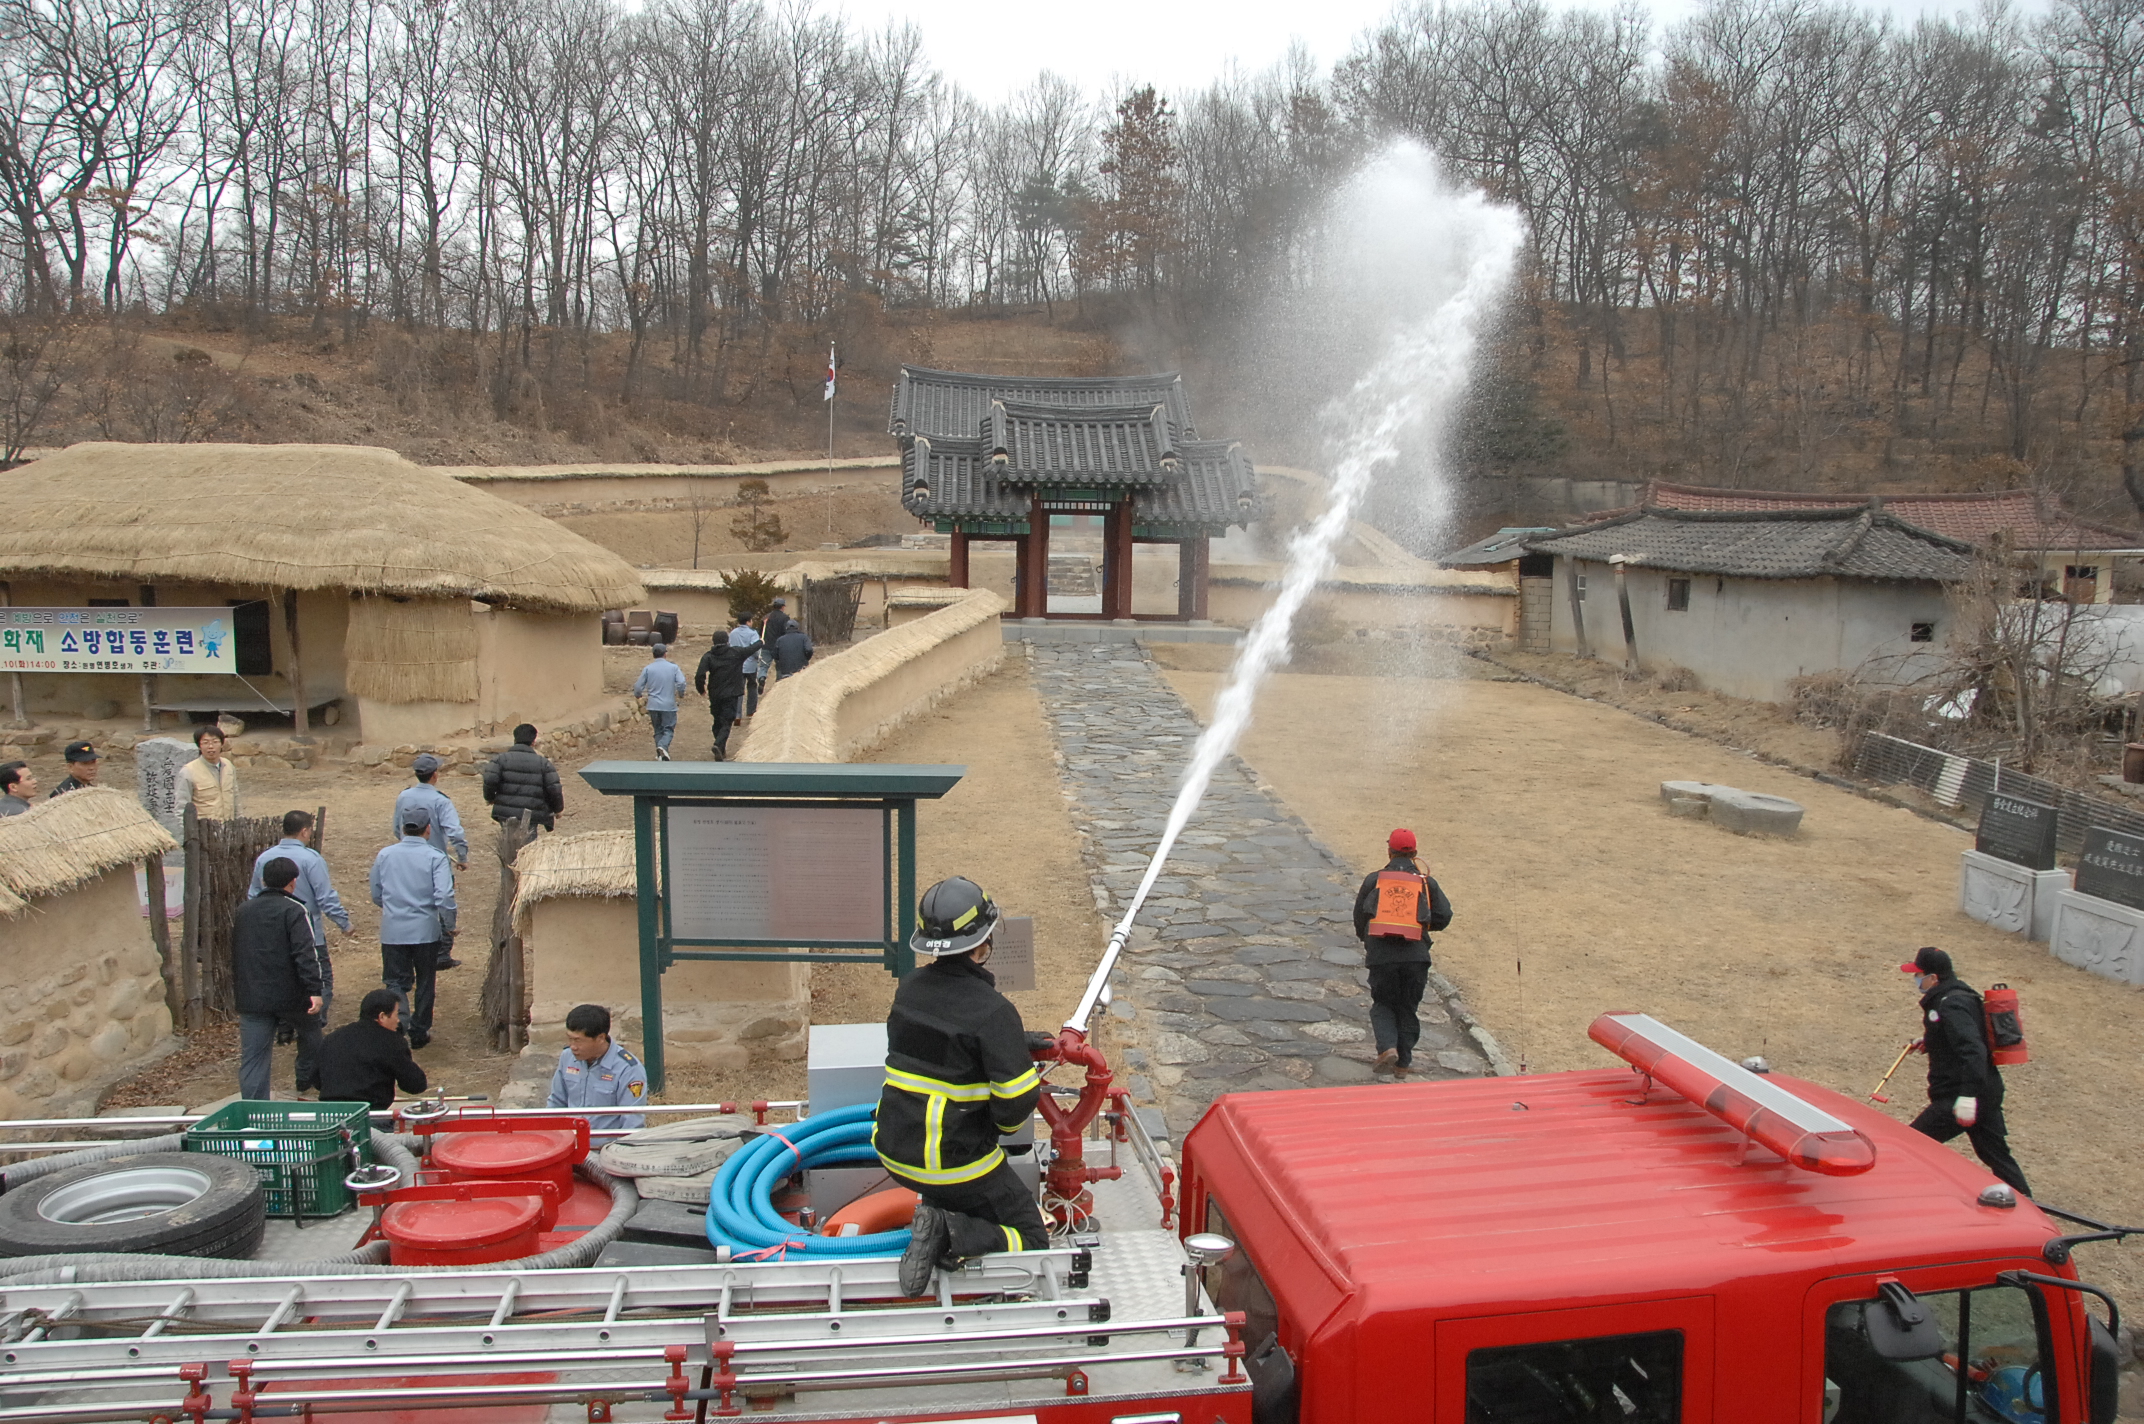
[0,607,238,675]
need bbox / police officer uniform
[879,877,1048,1296]
[48,741,98,797]
[547,1040,648,1132]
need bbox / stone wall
[738,587,1006,763]
[0,867,176,1118]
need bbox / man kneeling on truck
[876,877,1049,1295]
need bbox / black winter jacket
[771,628,814,676]
[761,609,794,647]
[1352,856,1454,966]
[694,643,750,700]
[1920,977,2001,1103]
[231,889,326,1016]
[483,745,563,828]
[317,1018,429,1108]
[874,955,1041,1186]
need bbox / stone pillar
[1104,501,1135,620]
[135,736,193,846]
[948,530,970,589]
[1178,537,1210,621]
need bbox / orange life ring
[821,1187,919,1237]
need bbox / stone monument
[134,736,193,853]
[1959,792,2068,940]
[2048,826,2144,985]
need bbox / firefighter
[1900,946,2031,1197]
[1352,828,1453,1075]
[876,876,1048,1295]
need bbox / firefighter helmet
[911,876,999,956]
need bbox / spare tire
[0,1152,265,1259]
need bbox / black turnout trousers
[1910,1094,2031,1197]
[888,1159,1049,1260]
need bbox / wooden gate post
[179,804,201,1031]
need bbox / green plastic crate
[184,1100,374,1219]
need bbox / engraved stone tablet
[992,915,1035,993]
[2075,827,2144,911]
[1975,793,2058,871]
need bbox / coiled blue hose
[703,1102,912,1258]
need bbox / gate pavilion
[891,367,1259,620]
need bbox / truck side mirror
[1864,1281,1944,1362]
[2088,1314,2122,1424]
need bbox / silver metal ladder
[0,1249,1245,1421]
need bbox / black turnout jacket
[1352,855,1454,967]
[874,955,1041,1186]
[1920,976,2001,1103]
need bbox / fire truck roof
[1186,1066,2057,1320]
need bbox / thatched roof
[512,828,634,932]
[0,787,176,917]
[1,444,644,612]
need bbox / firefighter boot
[901,1204,949,1296]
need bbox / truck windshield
[1823,1284,2051,1424]
[1464,1329,1683,1422]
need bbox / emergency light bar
[1589,1012,1877,1176]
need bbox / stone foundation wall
[0,867,176,1118]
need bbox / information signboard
[1975,793,2059,871]
[991,915,1036,992]
[0,607,237,675]
[665,804,886,943]
[2076,826,2144,911]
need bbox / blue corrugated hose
[703,1102,910,1258]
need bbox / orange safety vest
[1367,869,1427,940]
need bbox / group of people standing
[1,725,240,817]
[229,724,565,1105]
[630,597,813,761]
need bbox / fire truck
[0,1011,2127,1423]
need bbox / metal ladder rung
[139,1286,194,1340]
[485,1278,519,1328]
[373,1281,414,1333]
[254,1285,302,1338]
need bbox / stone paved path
[1026,643,1507,1135]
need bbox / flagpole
[826,343,835,543]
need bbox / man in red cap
[1352,829,1452,1075]
[1900,947,2029,1196]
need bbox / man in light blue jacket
[392,755,468,867]
[248,809,350,1088]
[630,643,690,760]
[370,805,457,1051]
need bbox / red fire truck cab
[1181,1012,2126,1423]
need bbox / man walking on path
[0,761,34,814]
[371,806,456,1051]
[248,810,349,1086]
[728,617,764,718]
[482,724,564,830]
[547,1005,647,1132]
[1901,947,2032,1197]
[393,755,468,866]
[318,989,428,1109]
[49,741,101,798]
[693,637,750,760]
[631,643,689,760]
[176,727,237,817]
[1352,829,1453,1076]
[232,857,325,1101]
[770,621,814,682]
[760,596,794,648]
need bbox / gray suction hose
[0,1133,186,1186]
[0,1149,636,1284]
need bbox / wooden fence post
[180,804,201,1031]
[483,811,535,1053]
[145,853,178,1022]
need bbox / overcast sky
[831,0,2045,105]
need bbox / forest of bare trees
[1,0,2142,509]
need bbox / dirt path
[1162,666,2144,1318]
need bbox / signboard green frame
[579,761,965,1089]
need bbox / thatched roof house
[0,444,645,743]
[0,786,177,918]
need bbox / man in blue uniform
[370,805,456,1050]
[248,810,350,1090]
[630,644,690,761]
[393,753,468,967]
[547,1004,647,1131]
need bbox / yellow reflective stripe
[884,1068,989,1102]
[924,1094,944,1173]
[989,1066,1040,1098]
[876,1147,1007,1186]
[1001,1225,1022,1253]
